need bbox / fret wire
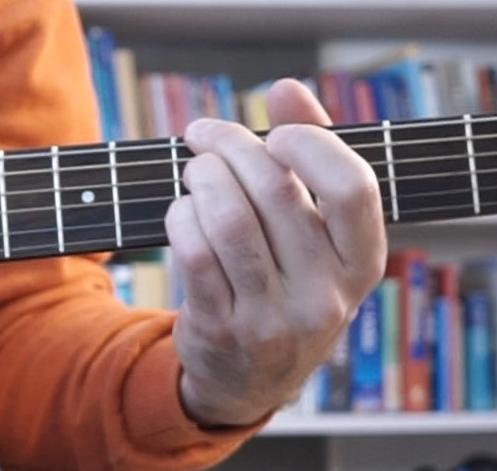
[464,114,481,215]
[109,141,123,248]
[170,136,181,199]
[51,146,65,253]
[0,150,10,258]
[383,120,398,222]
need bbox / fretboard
[1,113,496,262]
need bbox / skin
[165,78,387,427]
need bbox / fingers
[165,194,231,318]
[184,119,339,282]
[182,152,280,306]
[266,124,387,296]
[266,78,332,127]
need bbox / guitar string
[2,187,497,246]
[6,232,167,255]
[0,177,496,236]
[1,140,497,188]
[7,217,166,238]
[383,200,497,218]
[3,197,497,255]
[1,130,497,165]
[2,114,497,163]
[2,165,497,217]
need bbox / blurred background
[76,1,497,469]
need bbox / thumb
[266,78,332,128]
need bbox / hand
[165,78,387,427]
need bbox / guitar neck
[1,113,496,262]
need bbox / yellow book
[113,48,142,140]
[132,263,169,310]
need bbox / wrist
[179,372,272,428]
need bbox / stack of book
[85,28,497,141]
[294,250,497,415]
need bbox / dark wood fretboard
[1,113,497,262]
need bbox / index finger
[266,124,387,295]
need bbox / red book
[319,73,343,124]
[387,250,431,411]
[164,73,188,136]
[353,79,378,123]
[432,265,463,411]
[478,67,494,114]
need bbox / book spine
[349,289,382,412]
[98,29,123,140]
[326,329,351,412]
[432,296,451,411]
[380,278,400,412]
[464,294,494,411]
[387,251,431,411]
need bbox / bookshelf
[264,411,497,436]
[77,0,497,41]
[77,2,497,470]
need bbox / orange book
[387,250,431,411]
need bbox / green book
[380,278,401,412]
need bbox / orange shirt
[0,1,262,469]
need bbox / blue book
[464,294,494,411]
[432,296,451,411]
[368,59,426,119]
[214,74,237,121]
[86,30,110,139]
[86,28,122,141]
[349,289,383,412]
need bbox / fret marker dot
[82,190,95,204]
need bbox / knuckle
[165,196,193,238]
[177,244,216,275]
[211,206,258,245]
[331,165,381,215]
[302,289,347,334]
[261,173,301,207]
[235,264,269,296]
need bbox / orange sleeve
[0,1,265,470]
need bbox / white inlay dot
[82,190,95,204]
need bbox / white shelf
[261,412,497,436]
[76,0,497,41]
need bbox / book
[86,27,123,141]
[324,329,350,412]
[432,264,463,411]
[432,296,452,411]
[132,263,169,310]
[319,72,357,124]
[379,278,401,412]
[461,258,497,404]
[113,48,142,140]
[387,250,431,411]
[367,58,426,119]
[464,294,494,411]
[349,289,383,412]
